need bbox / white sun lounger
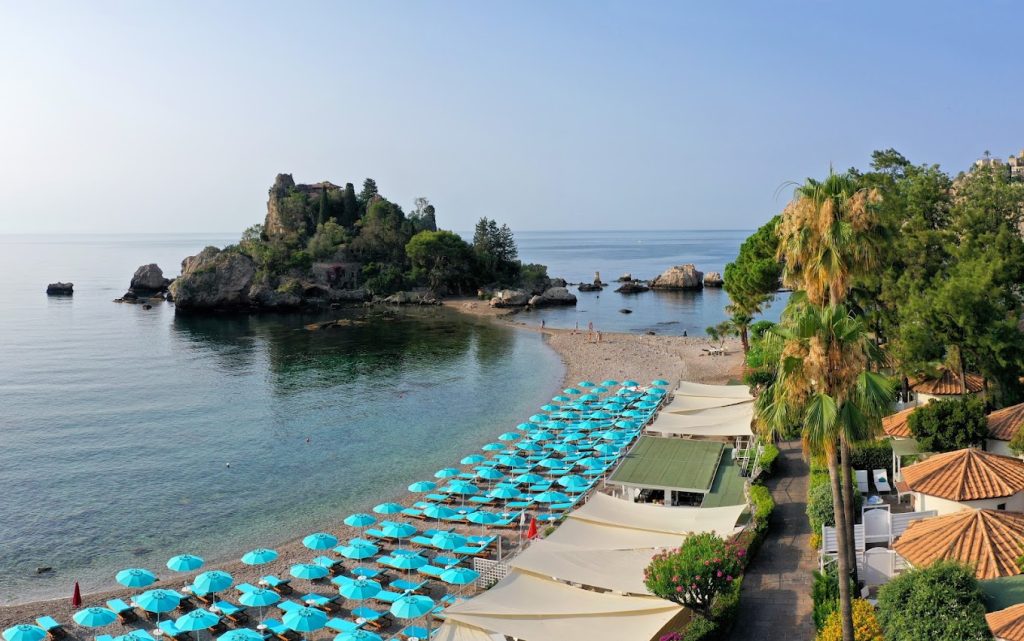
[873,469,892,493]
[855,470,869,494]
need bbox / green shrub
[849,440,892,477]
[759,443,780,476]
[908,396,988,452]
[681,577,744,641]
[876,560,991,641]
[807,480,863,535]
[812,568,841,630]
[644,532,745,621]
[742,368,775,389]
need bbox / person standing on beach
[541,320,545,330]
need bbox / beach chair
[106,599,137,623]
[389,578,426,593]
[277,600,303,615]
[235,583,259,594]
[399,625,430,640]
[434,555,463,567]
[325,618,360,633]
[855,470,870,494]
[401,508,423,519]
[158,620,190,641]
[873,469,892,493]
[35,617,65,639]
[410,535,434,547]
[350,565,381,579]
[312,555,342,575]
[301,593,340,612]
[96,636,114,641]
[372,590,404,604]
[417,564,445,579]
[213,600,249,624]
[260,576,293,594]
[365,528,387,539]
[451,543,489,557]
[260,619,298,641]
[351,607,392,631]
[331,575,354,588]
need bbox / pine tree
[359,178,378,203]
[342,183,359,227]
[317,187,329,226]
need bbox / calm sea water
[514,230,786,334]
[0,234,563,605]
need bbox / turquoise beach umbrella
[578,381,595,388]
[282,607,327,632]
[343,514,376,529]
[528,414,547,423]
[652,379,670,386]
[460,455,486,465]
[174,609,220,632]
[430,531,467,551]
[241,548,278,565]
[498,432,519,441]
[481,442,504,451]
[73,607,118,628]
[3,626,45,641]
[335,631,383,641]
[535,490,571,503]
[496,454,527,467]
[477,468,505,482]
[219,630,265,641]
[339,541,379,560]
[487,486,522,500]
[167,555,204,573]
[192,570,232,595]
[516,422,533,430]
[373,502,404,514]
[622,379,639,387]
[540,404,559,412]
[563,388,581,395]
[551,396,571,402]
[135,589,181,614]
[116,568,156,588]
[513,473,544,484]
[303,532,338,550]
[559,475,590,492]
[238,588,280,608]
[390,595,435,619]
[408,480,437,493]
[595,443,621,455]
[389,554,427,571]
[579,394,599,402]
[467,511,501,526]
[433,468,459,479]
[339,578,381,601]
[290,563,329,580]
[588,410,612,419]
[517,440,543,452]
[423,504,456,521]
[382,522,417,539]
[531,430,555,441]
[440,567,480,585]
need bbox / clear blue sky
[1,1,1022,234]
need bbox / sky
[1,1,1023,234]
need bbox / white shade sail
[662,394,752,414]
[673,381,753,400]
[570,492,746,535]
[509,540,657,595]
[647,403,754,437]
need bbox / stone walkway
[727,440,817,640]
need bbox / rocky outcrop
[615,282,650,294]
[529,287,577,307]
[703,272,724,287]
[265,174,344,239]
[46,282,73,295]
[116,264,173,302]
[550,278,567,288]
[650,264,704,290]
[489,289,531,308]
[170,247,257,310]
[380,291,440,305]
[577,283,602,292]
[617,273,633,282]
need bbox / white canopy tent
[569,492,746,536]
[646,409,754,438]
[545,516,687,550]
[432,623,503,641]
[662,394,752,414]
[673,381,753,400]
[509,540,657,595]
[442,570,685,641]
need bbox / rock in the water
[615,282,650,294]
[46,282,73,295]
[619,308,633,314]
[489,289,531,308]
[617,273,632,282]
[169,247,258,311]
[703,271,724,287]
[529,286,577,307]
[141,303,153,310]
[650,264,704,290]
[577,283,602,292]
[550,278,567,288]
[130,264,170,294]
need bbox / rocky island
[153,174,562,313]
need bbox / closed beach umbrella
[283,606,327,633]
[135,589,181,614]
[433,468,459,479]
[422,504,456,521]
[166,555,204,573]
[238,587,280,608]
[175,609,220,633]
[460,454,486,465]
[192,570,233,596]
[3,626,45,641]
[339,541,379,560]
[339,578,381,601]
[343,513,376,529]
[487,486,522,500]
[290,563,329,580]
[430,531,467,551]
[535,490,571,504]
[440,567,480,585]
[373,502,404,515]
[498,432,519,441]
[241,548,279,565]
[467,511,501,526]
[116,568,156,588]
[335,631,383,641]
[390,595,435,619]
[481,442,504,451]
[219,630,264,641]
[303,532,338,550]
[73,607,118,628]
[408,480,437,493]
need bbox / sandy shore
[0,300,743,632]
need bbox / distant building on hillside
[974,149,1024,181]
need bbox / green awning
[981,575,1024,611]
[891,438,921,457]
[608,437,724,493]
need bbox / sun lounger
[96,636,115,641]
[410,535,434,547]
[401,508,424,518]
[235,583,259,594]
[331,575,354,588]
[260,576,293,594]
[351,607,392,631]
[350,565,381,579]
[158,620,190,641]
[451,544,489,557]
[434,555,463,567]
[400,625,430,640]
[106,599,137,623]
[372,590,404,604]
[301,593,339,612]
[505,499,534,509]
[325,618,360,633]
[389,578,426,593]
[424,494,449,503]
[277,600,303,614]
[873,469,892,493]
[855,470,870,493]
[417,564,445,579]
[214,600,248,623]
[260,619,298,641]
[365,528,387,539]
[34,617,65,639]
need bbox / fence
[472,556,510,589]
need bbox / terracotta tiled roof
[882,406,916,439]
[989,403,1024,442]
[901,448,1024,501]
[912,369,985,396]
[988,603,1024,641]
[894,509,1024,579]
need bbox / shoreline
[0,300,743,626]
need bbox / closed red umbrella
[526,517,538,540]
[71,581,82,607]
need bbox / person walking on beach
[541,320,545,330]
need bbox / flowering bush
[816,598,883,641]
[643,532,745,620]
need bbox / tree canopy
[876,561,991,641]
[907,396,989,452]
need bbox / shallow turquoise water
[0,235,563,604]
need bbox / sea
[0,230,780,604]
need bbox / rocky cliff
[650,264,704,290]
